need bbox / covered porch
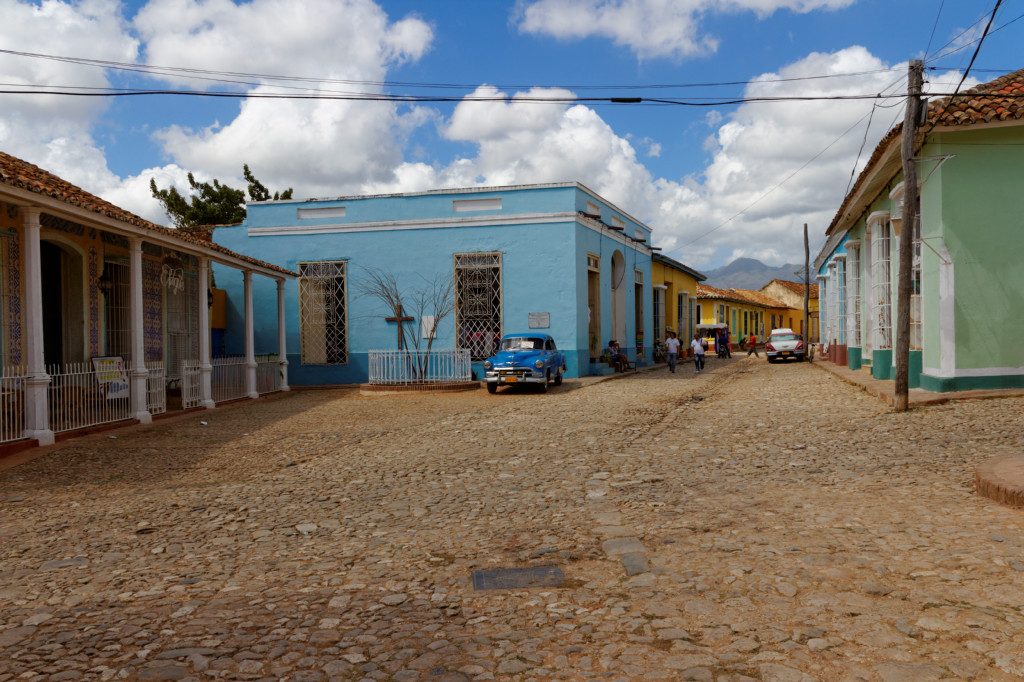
[1,152,295,449]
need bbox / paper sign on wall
[528,312,550,329]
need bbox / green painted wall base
[871,349,893,380]
[919,372,1024,392]
[909,349,922,389]
[848,347,862,370]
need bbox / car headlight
[534,360,543,369]
[484,361,492,370]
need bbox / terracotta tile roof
[929,67,1024,127]
[696,284,784,308]
[728,288,788,308]
[827,67,1024,237]
[0,151,294,277]
[764,278,819,298]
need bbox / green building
[815,67,1024,391]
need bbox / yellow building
[695,284,786,346]
[759,279,820,341]
[651,254,706,346]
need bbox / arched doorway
[611,250,626,347]
[40,240,86,367]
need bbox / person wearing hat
[664,329,681,373]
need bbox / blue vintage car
[483,333,566,393]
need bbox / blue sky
[2,0,1021,269]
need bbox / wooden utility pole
[894,59,924,412]
[803,223,810,357]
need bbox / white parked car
[765,330,805,363]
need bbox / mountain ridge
[703,258,806,290]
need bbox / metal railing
[47,362,132,434]
[212,356,248,403]
[181,361,202,409]
[368,349,472,385]
[256,354,281,394]
[145,362,167,415]
[1,366,27,444]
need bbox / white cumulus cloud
[516,0,855,60]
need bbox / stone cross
[385,305,415,349]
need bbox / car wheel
[539,371,549,393]
[767,357,776,364]
[486,382,497,394]
[554,367,564,385]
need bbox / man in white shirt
[665,330,681,373]
[690,333,706,373]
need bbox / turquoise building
[212,182,654,384]
[815,67,1024,391]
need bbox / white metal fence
[182,361,202,409]
[146,362,167,415]
[47,362,133,434]
[368,349,472,385]
[1,366,27,444]
[256,355,281,394]
[212,356,248,403]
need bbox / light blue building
[211,182,654,385]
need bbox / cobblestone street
[2,356,1024,682]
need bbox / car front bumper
[485,368,547,384]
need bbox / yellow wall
[651,260,700,342]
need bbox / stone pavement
[3,353,1024,681]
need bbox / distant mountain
[703,257,805,290]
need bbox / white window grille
[454,252,502,361]
[819,278,828,340]
[165,265,196,380]
[102,260,131,360]
[848,247,861,346]
[653,288,664,341]
[872,221,892,349]
[0,232,9,364]
[910,209,922,351]
[836,259,846,344]
[299,261,348,364]
[677,293,688,339]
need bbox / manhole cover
[472,565,566,591]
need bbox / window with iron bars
[0,232,8,364]
[910,207,922,351]
[677,292,688,340]
[298,261,348,364]
[872,222,892,349]
[103,260,132,360]
[454,252,502,361]
[848,247,861,346]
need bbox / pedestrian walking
[665,330,681,373]
[746,332,760,357]
[691,332,706,373]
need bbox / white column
[276,278,290,391]
[22,208,54,445]
[198,257,215,409]
[128,238,151,424]
[244,270,258,398]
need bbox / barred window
[299,261,348,364]
[0,232,8,364]
[454,252,502,361]
[872,222,892,349]
[103,260,131,359]
[848,247,861,346]
[677,292,688,340]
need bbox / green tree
[150,164,293,228]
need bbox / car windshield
[770,334,800,342]
[501,337,545,351]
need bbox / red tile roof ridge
[0,151,294,277]
[827,67,1024,237]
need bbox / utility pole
[894,59,924,412]
[803,223,810,358]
